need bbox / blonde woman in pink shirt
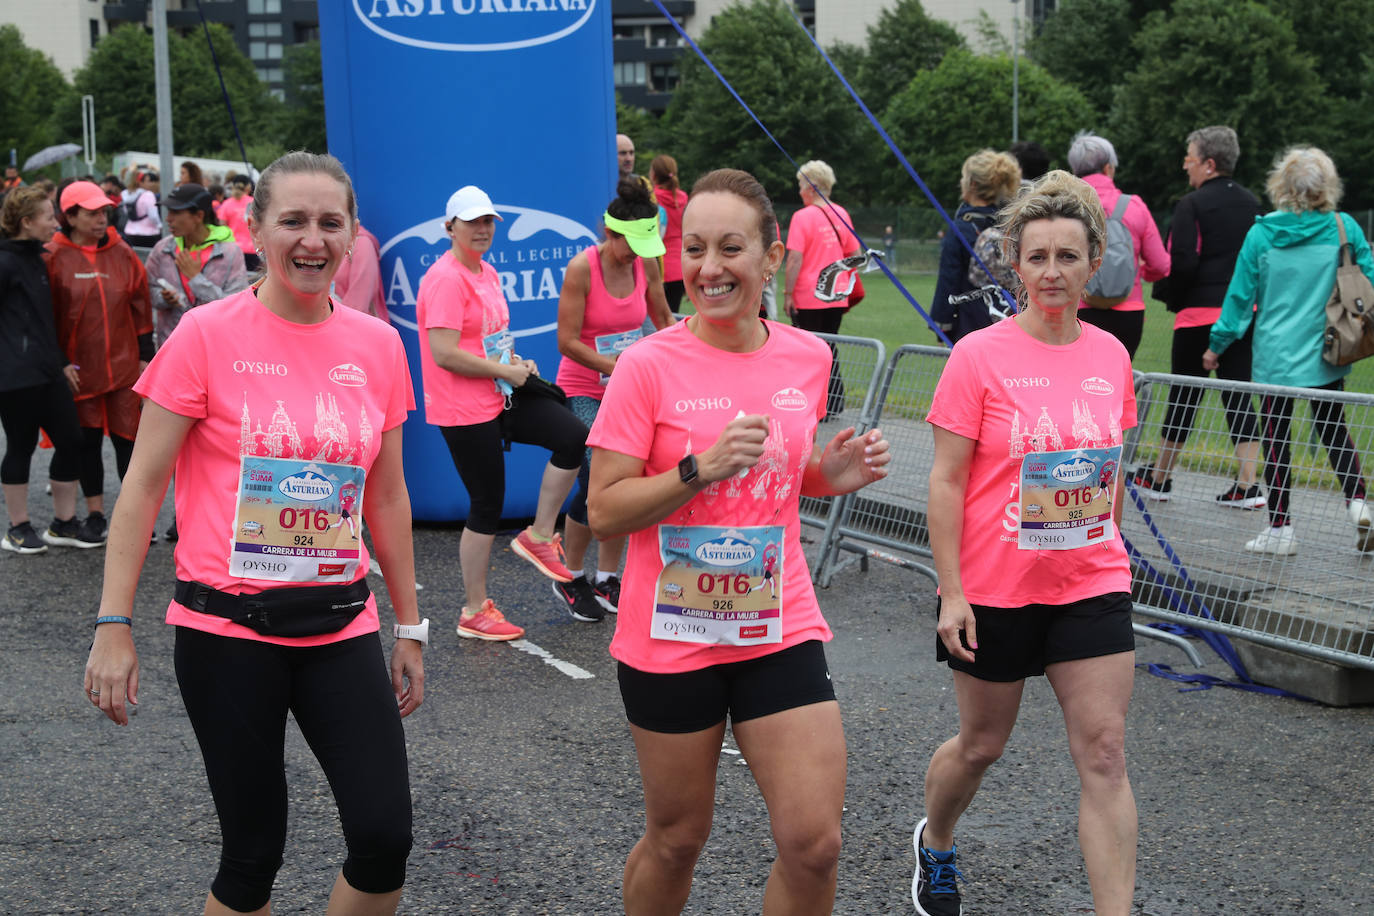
[587,168,890,915]
[915,171,1139,916]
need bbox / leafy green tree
[280,39,325,153]
[0,25,76,178]
[1107,0,1325,215]
[884,49,1094,210]
[855,0,965,111]
[663,0,866,205]
[1029,0,1133,118]
[58,23,281,161]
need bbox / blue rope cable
[193,1,253,178]
[644,0,952,347]
[779,3,1018,316]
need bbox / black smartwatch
[678,454,699,485]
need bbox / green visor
[603,212,665,259]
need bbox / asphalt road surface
[1,455,1371,914]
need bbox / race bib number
[1018,446,1121,550]
[482,328,514,360]
[229,456,365,582]
[594,328,642,385]
[652,525,783,646]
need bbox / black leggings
[1259,380,1367,528]
[80,426,134,497]
[791,307,846,415]
[1159,324,1261,446]
[440,395,587,535]
[0,376,83,484]
[1077,308,1144,359]
[663,279,686,313]
[174,628,412,913]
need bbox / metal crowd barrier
[798,333,886,533]
[1125,373,1374,671]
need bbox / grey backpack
[1083,195,1135,308]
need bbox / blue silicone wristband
[95,616,133,627]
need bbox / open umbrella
[22,143,82,172]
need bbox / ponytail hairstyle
[689,168,778,251]
[650,155,679,194]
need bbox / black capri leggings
[0,376,83,484]
[440,394,588,535]
[1159,324,1261,446]
[1077,307,1144,359]
[1258,380,1367,529]
[174,628,413,913]
[791,306,846,416]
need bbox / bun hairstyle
[960,149,1022,206]
[606,175,658,221]
[997,169,1106,277]
[689,168,778,250]
[650,155,679,193]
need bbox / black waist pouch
[174,578,371,637]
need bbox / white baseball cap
[445,185,502,223]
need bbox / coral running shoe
[512,527,574,582]
[457,599,525,641]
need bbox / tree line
[622,0,1374,228]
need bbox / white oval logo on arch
[353,0,597,53]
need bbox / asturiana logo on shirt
[1051,456,1097,484]
[1081,376,1114,396]
[278,469,335,502]
[354,0,596,53]
[771,388,809,411]
[695,534,757,567]
[329,363,368,387]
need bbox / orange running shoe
[456,599,525,641]
[512,527,574,582]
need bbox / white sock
[594,570,615,584]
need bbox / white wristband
[393,618,429,646]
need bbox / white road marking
[509,639,595,680]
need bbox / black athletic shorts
[936,591,1135,682]
[617,639,836,734]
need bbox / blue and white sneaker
[912,816,963,916]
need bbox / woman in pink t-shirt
[913,172,1139,916]
[553,178,673,623]
[417,184,588,642]
[650,154,689,312]
[219,174,257,271]
[587,168,890,914]
[83,153,424,915]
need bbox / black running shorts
[936,591,1135,682]
[617,639,836,734]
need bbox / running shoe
[911,817,963,916]
[512,527,574,582]
[1215,482,1266,509]
[42,515,106,548]
[1349,498,1374,553]
[2,522,48,555]
[165,519,179,542]
[1244,524,1296,556]
[593,575,621,614]
[552,577,605,622]
[82,511,108,543]
[456,599,525,641]
[1129,465,1172,501]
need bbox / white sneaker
[1245,525,1297,555]
[1349,498,1374,552]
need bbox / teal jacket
[1210,209,1374,388]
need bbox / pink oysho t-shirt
[134,287,415,646]
[587,319,834,674]
[786,203,858,311]
[416,253,510,427]
[218,195,254,254]
[556,244,648,400]
[926,319,1137,607]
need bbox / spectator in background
[785,159,862,418]
[334,222,389,322]
[121,170,162,249]
[1010,140,1050,183]
[220,175,257,270]
[1067,131,1168,358]
[1204,146,1374,556]
[883,224,896,265]
[1133,126,1265,507]
[650,154,688,313]
[207,182,225,216]
[2,165,22,192]
[177,160,203,189]
[930,149,1022,343]
[32,178,56,202]
[99,174,124,207]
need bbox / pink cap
[60,180,112,213]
